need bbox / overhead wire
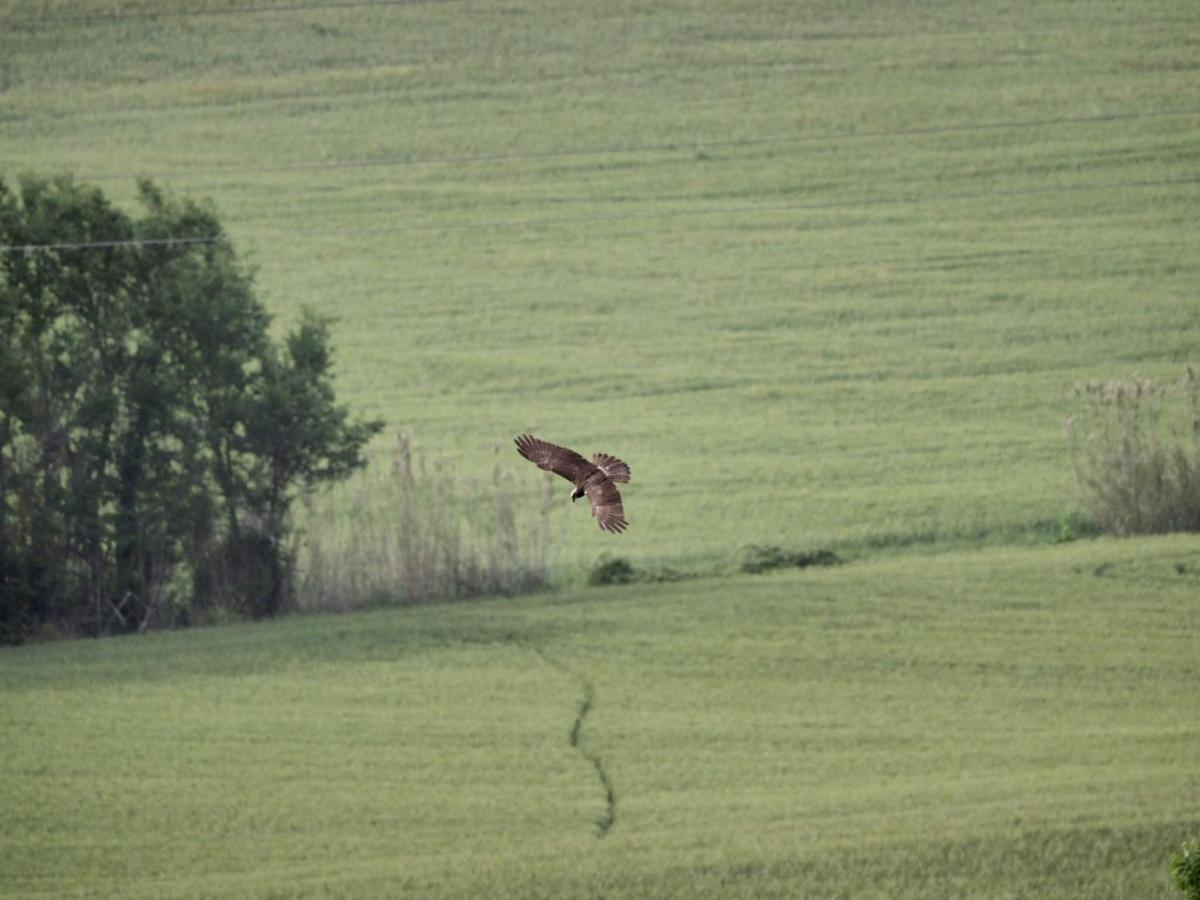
[0,235,224,253]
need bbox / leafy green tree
[1175,841,1200,900]
[0,175,382,642]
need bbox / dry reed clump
[1066,367,1200,536]
[296,435,558,611]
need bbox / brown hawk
[515,434,630,533]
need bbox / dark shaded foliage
[1174,841,1200,900]
[736,545,843,574]
[588,555,636,586]
[586,554,692,587]
[0,175,381,642]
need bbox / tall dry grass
[296,435,558,611]
[1066,367,1200,535]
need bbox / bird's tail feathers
[593,453,631,483]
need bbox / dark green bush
[1173,841,1200,900]
[588,556,636,586]
[736,544,842,574]
[1053,510,1101,544]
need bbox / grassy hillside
[2,538,1198,897]
[2,4,1199,896]
[3,0,1199,569]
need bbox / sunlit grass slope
[3,0,1199,568]
[2,4,1197,895]
[2,537,1198,898]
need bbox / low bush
[1052,510,1101,544]
[1066,368,1200,536]
[588,555,636,586]
[735,545,842,574]
[1173,841,1200,900]
[586,556,693,587]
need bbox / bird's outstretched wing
[514,434,596,485]
[592,452,631,484]
[585,478,628,533]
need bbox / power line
[0,235,223,254]
[68,107,1200,185]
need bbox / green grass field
[3,539,1199,897]
[4,0,1199,565]
[2,0,1200,896]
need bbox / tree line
[0,175,382,643]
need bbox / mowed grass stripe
[1,538,1197,897]
[14,108,1198,186]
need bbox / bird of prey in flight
[515,434,630,533]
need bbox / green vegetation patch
[3,0,1199,573]
[2,538,1197,898]
[3,3,1200,891]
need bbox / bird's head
[570,486,584,502]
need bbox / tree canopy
[0,175,382,643]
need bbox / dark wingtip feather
[514,434,535,459]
